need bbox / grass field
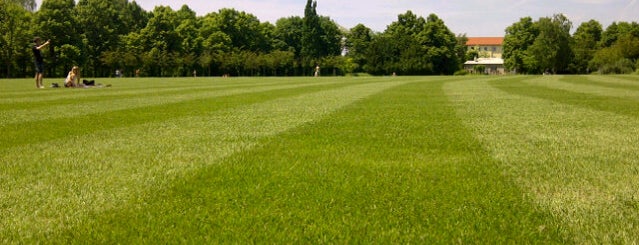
[1,75,639,243]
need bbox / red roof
[466,37,504,46]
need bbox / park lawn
[1,75,638,243]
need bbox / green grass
[1,75,639,243]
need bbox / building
[466,37,504,58]
[464,37,505,74]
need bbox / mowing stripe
[521,76,639,100]
[0,80,281,107]
[52,78,566,243]
[0,79,406,243]
[611,75,639,82]
[0,79,352,125]
[567,75,639,91]
[489,76,639,118]
[446,77,639,243]
[0,79,373,148]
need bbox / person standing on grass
[32,37,51,89]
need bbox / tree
[35,0,78,77]
[300,0,342,71]
[571,20,602,73]
[75,0,132,76]
[503,14,573,74]
[215,8,271,53]
[301,0,322,62]
[120,0,149,33]
[590,35,639,74]
[139,6,182,76]
[527,14,573,74]
[420,14,459,74]
[503,17,538,73]
[365,11,458,75]
[319,16,343,57]
[346,24,373,73]
[455,34,469,66]
[175,5,202,76]
[1,0,33,77]
[274,16,303,55]
[372,11,429,75]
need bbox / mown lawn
[1,75,638,243]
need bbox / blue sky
[38,0,639,36]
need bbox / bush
[597,59,635,74]
[474,65,486,74]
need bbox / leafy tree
[420,14,459,74]
[4,0,36,11]
[300,0,342,71]
[455,34,469,65]
[120,0,149,33]
[139,6,182,76]
[504,14,573,74]
[35,0,78,76]
[369,11,428,75]
[571,20,602,73]
[365,35,399,75]
[319,16,343,57]
[301,0,322,62]
[198,12,232,76]
[274,16,303,55]
[346,24,373,72]
[590,35,639,74]
[1,0,33,77]
[503,17,538,73]
[75,0,133,76]
[386,10,425,37]
[175,5,202,76]
[215,8,271,53]
[366,11,458,75]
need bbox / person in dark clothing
[32,37,50,89]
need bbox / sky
[37,0,639,36]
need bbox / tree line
[2,0,638,78]
[503,14,639,74]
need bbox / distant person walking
[32,37,50,88]
[314,65,320,77]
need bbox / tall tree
[215,8,271,53]
[274,16,303,55]
[300,0,342,71]
[420,13,459,74]
[75,0,131,76]
[345,24,374,72]
[34,0,77,76]
[120,0,149,33]
[175,5,202,76]
[503,17,538,74]
[527,14,573,74]
[0,0,33,77]
[376,11,429,75]
[139,6,181,76]
[6,0,36,11]
[571,20,602,73]
[301,0,323,63]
